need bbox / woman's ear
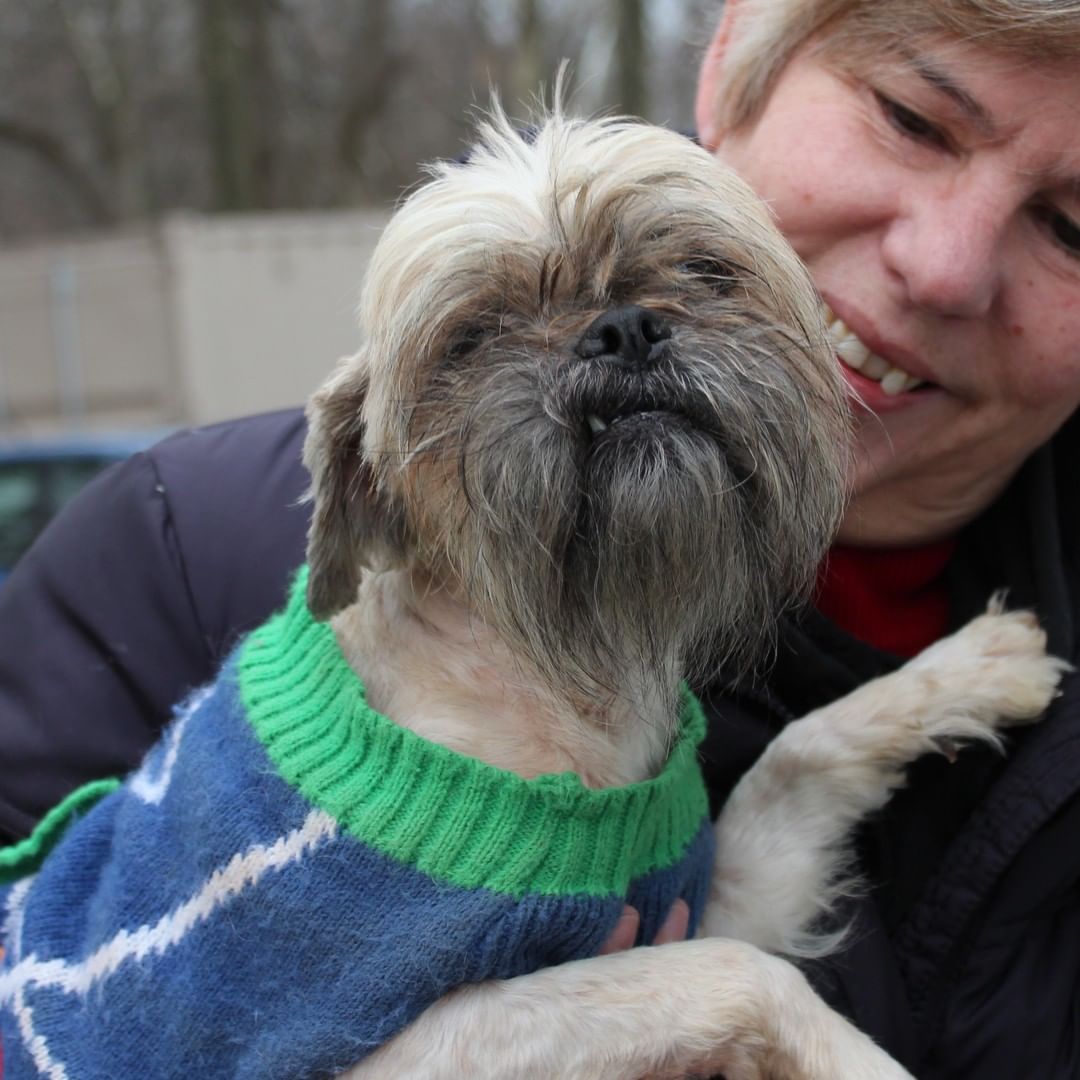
[302,354,411,620]
[695,0,741,151]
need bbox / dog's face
[305,109,849,694]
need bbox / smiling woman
[698,6,1080,546]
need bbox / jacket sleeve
[0,408,310,842]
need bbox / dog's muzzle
[575,305,672,372]
[571,305,689,440]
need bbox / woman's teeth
[825,314,925,396]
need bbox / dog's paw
[906,606,1071,752]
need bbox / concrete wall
[0,208,391,438]
[0,231,176,433]
[164,210,388,426]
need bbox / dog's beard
[397,317,844,702]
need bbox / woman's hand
[599,899,691,954]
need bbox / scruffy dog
[0,105,1066,1080]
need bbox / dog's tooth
[587,414,608,435]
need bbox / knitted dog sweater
[0,569,714,1080]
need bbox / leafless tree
[611,0,646,115]
[0,0,706,239]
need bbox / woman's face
[696,30,1080,545]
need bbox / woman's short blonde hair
[712,0,1080,129]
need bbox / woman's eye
[874,91,949,149]
[677,257,736,295]
[1033,205,1080,259]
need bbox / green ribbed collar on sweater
[239,568,710,900]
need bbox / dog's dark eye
[677,257,736,295]
[445,325,488,364]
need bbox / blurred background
[0,0,714,572]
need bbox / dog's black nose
[575,306,672,369]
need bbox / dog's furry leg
[703,608,1068,955]
[338,939,912,1080]
[335,611,1061,1079]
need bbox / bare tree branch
[611,0,647,116]
[0,116,113,223]
[0,0,695,237]
[332,0,406,200]
[54,0,147,214]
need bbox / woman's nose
[881,180,1008,319]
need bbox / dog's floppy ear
[303,358,410,620]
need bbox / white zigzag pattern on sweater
[13,987,69,1080]
[0,808,338,1008]
[2,876,33,963]
[129,684,212,805]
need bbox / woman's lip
[839,356,939,413]
[822,296,937,387]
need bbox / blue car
[0,433,165,583]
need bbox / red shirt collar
[815,539,957,658]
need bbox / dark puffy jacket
[2,407,1079,1079]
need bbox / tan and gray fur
[301,103,1065,1078]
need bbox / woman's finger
[652,898,690,946]
[598,904,641,954]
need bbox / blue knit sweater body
[0,571,714,1079]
